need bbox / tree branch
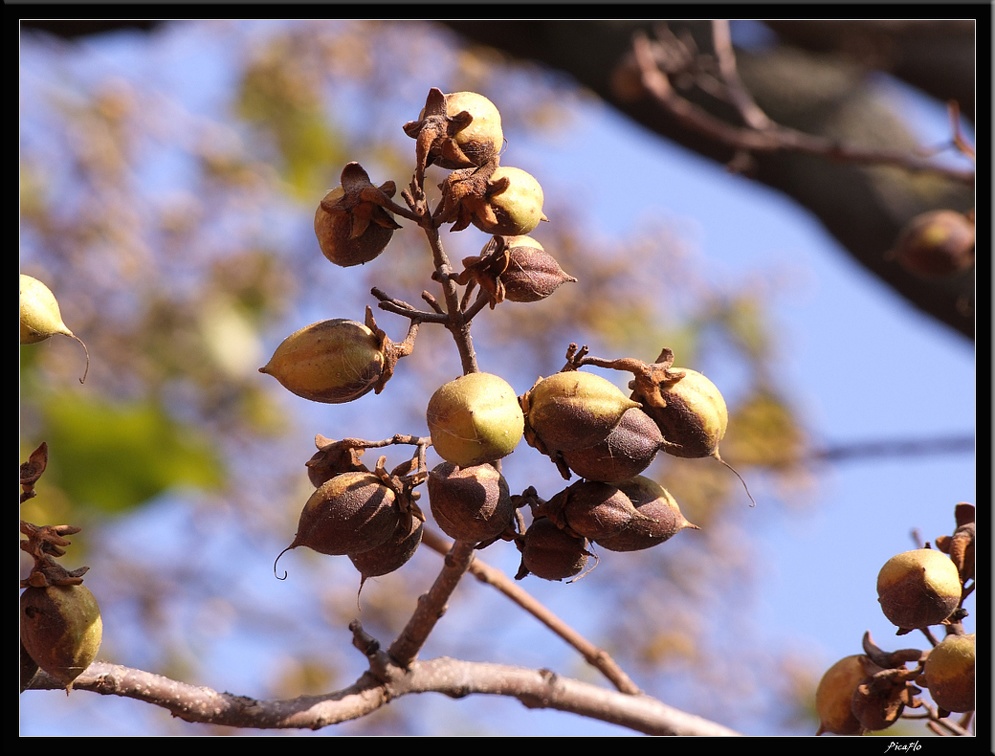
[28,659,740,736]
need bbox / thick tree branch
[28,660,740,736]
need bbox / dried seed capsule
[550,480,647,541]
[593,476,698,552]
[924,633,975,712]
[471,166,547,237]
[560,406,663,483]
[815,655,878,735]
[889,209,975,279]
[876,549,962,630]
[634,368,728,459]
[314,163,401,267]
[428,462,514,542]
[20,584,103,690]
[282,471,400,558]
[349,513,424,581]
[260,319,385,404]
[516,517,589,582]
[426,372,524,468]
[523,371,641,454]
[498,236,576,302]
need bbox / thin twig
[631,31,975,185]
[421,528,642,695]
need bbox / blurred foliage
[19,20,823,736]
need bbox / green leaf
[39,395,226,514]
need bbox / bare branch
[31,660,741,736]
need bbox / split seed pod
[428,462,514,542]
[426,372,524,468]
[20,584,103,690]
[260,319,385,403]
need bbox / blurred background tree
[19,19,975,736]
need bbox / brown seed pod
[634,367,728,460]
[20,584,103,689]
[427,462,514,542]
[924,633,975,712]
[815,655,879,735]
[498,236,576,302]
[349,512,424,582]
[560,406,664,483]
[593,476,698,552]
[548,479,648,541]
[516,517,590,582]
[876,549,962,630]
[889,209,975,279]
[260,319,386,404]
[523,371,641,455]
[426,372,524,468]
[314,162,401,267]
[279,472,400,560]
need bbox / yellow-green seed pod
[472,167,547,237]
[20,274,91,382]
[924,633,975,712]
[20,584,103,690]
[876,549,962,630]
[637,368,729,459]
[260,319,385,403]
[427,372,524,468]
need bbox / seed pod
[876,549,962,630]
[349,513,424,581]
[889,209,975,279]
[523,371,640,454]
[634,368,728,459]
[281,471,400,558]
[314,163,401,267]
[428,462,514,542]
[20,274,90,382]
[260,319,385,403]
[516,517,589,581]
[404,89,504,170]
[560,406,663,483]
[499,236,576,302]
[924,633,975,712]
[20,584,103,690]
[815,655,879,735]
[471,166,547,237]
[426,372,524,468]
[550,479,647,541]
[593,476,698,552]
